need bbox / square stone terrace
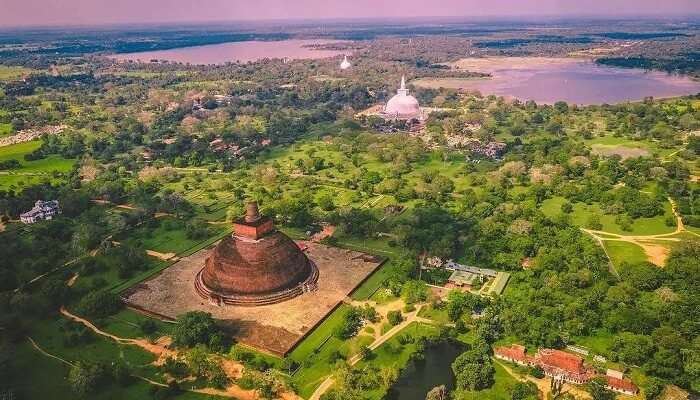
[123,241,384,356]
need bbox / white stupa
[340,55,351,70]
[383,76,422,120]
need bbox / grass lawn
[28,318,159,379]
[0,122,12,137]
[572,330,615,357]
[333,233,399,257]
[117,217,229,255]
[417,305,451,324]
[98,308,175,339]
[603,241,648,268]
[289,304,363,398]
[0,141,76,190]
[541,196,675,235]
[14,335,222,400]
[350,258,395,300]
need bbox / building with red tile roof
[534,349,597,384]
[605,371,639,395]
[494,344,530,366]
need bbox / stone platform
[122,241,384,356]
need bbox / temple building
[20,200,61,224]
[195,202,319,306]
[380,76,424,121]
[340,55,351,70]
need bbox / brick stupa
[195,202,318,306]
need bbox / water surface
[416,57,700,105]
[111,39,347,64]
[385,340,464,400]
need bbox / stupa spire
[397,75,409,96]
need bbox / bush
[68,362,108,395]
[163,357,189,379]
[172,311,225,349]
[387,310,403,326]
[74,291,122,319]
[333,307,363,339]
[139,319,158,335]
[529,366,544,379]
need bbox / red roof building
[495,344,638,392]
[534,349,597,384]
[494,344,530,366]
[606,375,639,395]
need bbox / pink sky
[2,0,699,27]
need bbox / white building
[340,55,351,70]
[380,76,424,121]
[20,200,61,224]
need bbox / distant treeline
[474,35,595,48]
[0,32,292,58]
[596,54,700,75]
[593,31,690,40]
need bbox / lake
[414,57,700,105]
[385,340,464,400]
[111,39,348,64]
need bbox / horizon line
[2,13,700,30]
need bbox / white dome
[383,76,421,119]
[340,55,351,70]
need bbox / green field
[288,304,352,398]
[603,241,648,268]
[541,196,675,235]
[0,122,12,137]
[0,140,76,190]
[115,217,229,255]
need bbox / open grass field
[603,241,648,267]
[0,140,76,190]
[540,196,675,235]
[0,65,33,81]
[14,337,220,400]
[115,217,229,255]
[583,135,676,158]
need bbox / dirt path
[582,197,690,267]
[145,249,178,261]
[27,336,75,367]
[66,273,79,287]
[59,307,301,400]
[111,240,178,261]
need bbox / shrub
[387,310,403,326]
[74,291,122,319]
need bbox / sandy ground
[124,241,384,355]
[583,198,697,267]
